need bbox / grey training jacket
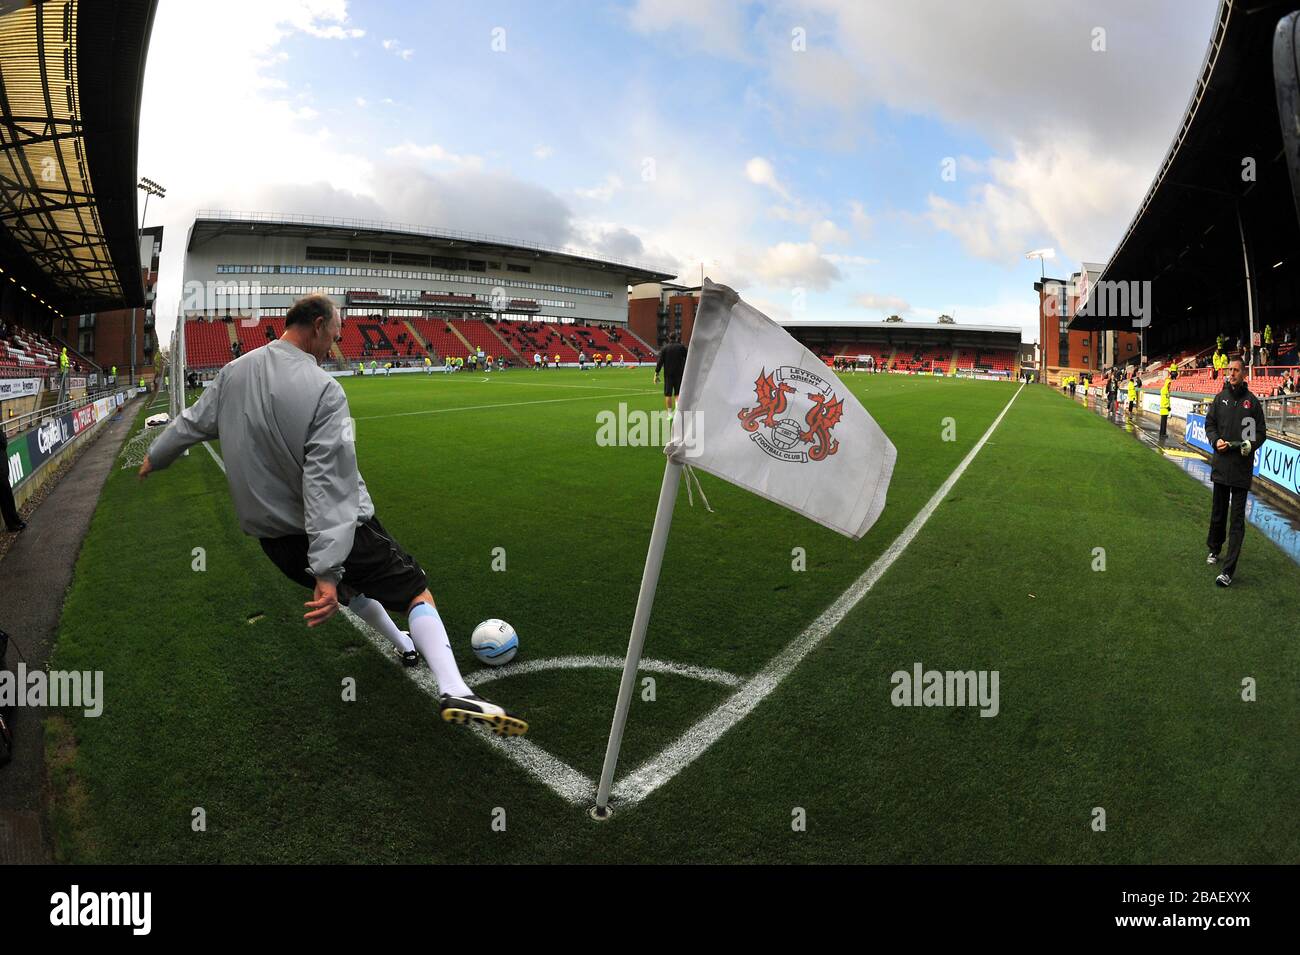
[147,339,374,583]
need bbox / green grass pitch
[43,369,1300,863]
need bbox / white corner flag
[592,280,896,817]
[666,280,895,537]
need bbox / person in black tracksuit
[0,424,26,533]
[1203,358,1266,585]
[655,335,688,410]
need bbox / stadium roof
[787,320,1022,336]
[1071,0,1300,333]
[0,0,157,316]
[187,211,678,285]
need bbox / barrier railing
[1,390,126,440]
[1260,394,1300,438]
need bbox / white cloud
[848,199,872,238]
[767,203,818,226]
[764,1,1217,264]
[745,156,791,200]
[575,174,625,202]
[925,133,1142,263]
[626,0,753,59]
[855,292,911,314]
[810,218,849,246]
[749,241,841,290]
[353,96,367,108]
[385,142,483,168]
[825,253,876,267]
[533,144,554,160]
[138,1,377,326]
[382,38,415,59]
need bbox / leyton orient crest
[737,365,844,463]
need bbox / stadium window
[305,246,350,262]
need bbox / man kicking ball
[138,293,526,736]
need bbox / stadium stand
[409,319,470,361]
[1,326,90,377]
[450,319,512,362]
[495,320,581,362]
[184,320,232,369]
[568,323,647,362]
[893,346,952,374]
[182,308,665,372]
[338,315,429,362]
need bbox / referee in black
[654,334,688,411]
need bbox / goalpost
[123,310,186,471]
[169,308,186,422]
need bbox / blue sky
[139,0,1221,342]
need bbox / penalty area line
[609,383,1026,808]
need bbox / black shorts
[259,515,429,614]
[664,375,683,397]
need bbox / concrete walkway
[0,398,141,863]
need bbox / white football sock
[408,602,472,697]
[349,595,415,655]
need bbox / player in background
[578,350,587,371]
[554,353,561,369]
[655,335,688,411]
[424,356,432,375]
[139,294,527,735]
[533,351,541,371]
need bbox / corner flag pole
[593,458,684,816]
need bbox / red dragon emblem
[800,392,843,461]
[738,369,796,432]
[738,365,845,464]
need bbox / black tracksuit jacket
[1203,380,1267,488]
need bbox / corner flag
[666,280,895,538]
[593,280,896,816]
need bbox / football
[471,619,518,666]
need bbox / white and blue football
[471,619,518,666]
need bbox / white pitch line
[202,441,226,472]
[466,654,742,689]
[354,390,655,421]
[610,383,1025,806]
[468,377,660,393]
[200,439,594,802]
[338,607,596,804]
